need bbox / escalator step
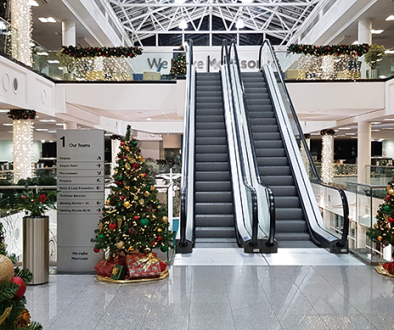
[196,122,225,130]
[196,145,228,153]
[253,132,281,140]
[276,208,304,220]
[276,220,307,233]
[251,118,277,126]
[195,162,230,171]
[245,93,270,100]
[195,214,234,227]
[246,99,271,106]
[250,125,278,133]
[263,176,294,186]
[196,96,223,104]
[196,153,228,162]
[196,136,227,145]
[275,232,311,241]
[195,171,230,181]
[195,191,233,203]
[270,186,297,196]
[196,109,224,116]
[195,181,231,191]
[255,148,286,157]
[275,196,301,208]
[194,238,237,243]
[195,129,226,137]
[196,115,224,122]
[254,140,283,149]
[195,202,234,214]
[196,91,222,97]
[257,157,288,166]
[196,85,222,91]
[248,109,274,117]
[195,226,235,238]
[259,166,291,176]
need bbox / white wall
[140,141,160,160]
[0,140,42,162]
[383,140,394,158]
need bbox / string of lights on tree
[61,46,143,58]
[320,129,335,183]
[170,45,186,77]
[7,110,36,120]
[287,44,369,57]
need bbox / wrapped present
[111,264,126,280]
[126,252,162,279]
[94,256,125,278]
[383,261,394,274]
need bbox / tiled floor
[25,249,392,330]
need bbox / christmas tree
[170,45,186,77]
[0,223,42,330]
[367,177,394,250]
[91,126,173,257]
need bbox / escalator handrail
[230,40,276,246]
[179,39,193,247]
[259,39,349,248]
[221,39,258,245]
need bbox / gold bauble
[114,169,118,175]
[162,216,168,223]
[128,246,134,252]
[134,195,138,200]
[373,223,378,229]
[152,215,157,220]
[106,199,110,205]
[144,248,152,254]
[144,191,150,197]
[378,236,383,242]
[115,241,125,250]
[125,163,131,170]
[126,147,130,151]
[150,185,155,191]
[0,255,14,284]
[139,199,144,205]
[124,201,131,208]
[141,157,145,163]
[125,186,130,190]
[389,189,394,195]
[139,173,145,178]
[128,156,135,163]
[157,228,163,232]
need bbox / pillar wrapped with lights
[320,129,335,184]
[110,135,122,176]
[11,0,32,66]
[8,110,35,183]
[301,134,311,177]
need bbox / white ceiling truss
[108,0,327,47]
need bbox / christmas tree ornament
[0,255,14,284]
[387,195,390,201]
[125,186,130,190]
[139,199,144,205]
[125,163,131,170]
[140,218,149,226]
[157,236,163,241]
[134,215,139,220]
[11,276,26,300]
[99,222,103,232]
[134,195,138,200]
[109,223,117,230]
[94,248,100,253]
[124,201,131,208]
[120,142,125,146]
[133,163,139,169]
[378,236,383,241]
[390,189,394,195]
[115,241,125,249]
[126,147,130,151]
[133,140,137,146]
[157,228,163,232]
[146,185,150,190]
[162,216,168,223]
[384,205,391,212]
[160,246,168,252]
[117,218,123,229]
[144,191,150,197]
[150,185,155,191]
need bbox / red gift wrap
[126,252,162,279]
[383,261,394,274]
[94,256,125,277]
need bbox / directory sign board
[56,130,105,273]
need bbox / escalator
[194,72,237,248]
[242,71,314,247]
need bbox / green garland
[320,129,335,136]
[61,46,143,58]
[287,43,369,57]
[7,110,36,120]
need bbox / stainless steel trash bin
[23,216,49,285]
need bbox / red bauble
[150,241,156,247]
[109,223,117,230]
[134,216,139,220]
[11,277,26,300]
[389,217,394,224]
[132,164,139,169]
[39,194,47,202]
[387,195,390,201]
[157,236,163,241]
[94,248,100,253]
[120,142,125,146]
[143,173,147,177]
[121,195,126,200]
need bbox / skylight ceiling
[109,0,323,46]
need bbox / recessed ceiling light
[146,118,152,121]
[179,19,187,29]
[38,17,56,23]
[379,75,386,79]
[386,50,394,54]
[371,129,380,132]
[350,137,358,139]
[48,131,56,133]
[29,0,39,6]
[346,133,356,135]
[352,41,359,45]
[386,15,394,21]
[49,140,54,143]
[7,131,12,133]
[0,110,9,113]
[56,123,64,126]
[104,133,112,136]
[383,127,394,130]
[39,119,56,122]
[371,29,384,34]
[47,60,59,64]
[383,119,394,121]
[35,128,48,131]
[3,123,12,126]
[378,139,385,142]
[36,51,48,56]
[338,127,352,130]
[41,140,46,143]
[371,122,381,124]
[236,18,245,29]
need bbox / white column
[62,20,76,47]
[13,119,34,183]
[357,121,371,184]
[301,134,311,177]
[111,137,121,176]
[64,122,77,129]
[11,0,32,66]
[358,18,372,44]
[321,133,334,184]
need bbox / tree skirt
[375,264,394,278]
[96,269,169,283]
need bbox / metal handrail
[221,40,259,246]
[230,40,276,246]
[259,39,350,248]
[179,39,193,247]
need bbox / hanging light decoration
[11,0,32,66]
[320,129,335,184]
[13,117,34,183]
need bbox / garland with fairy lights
[7,110,36,120]
[61,46,143,58]
[288,44,369,57]
[320,129,335,136]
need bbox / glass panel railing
[367,165,394,185]
[0,18,18,59]
[346,182,389,264]
[260,40,349,252]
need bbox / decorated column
[300,134,311,177]
[320,129,335,184]
[8,110,35,183]
[358,121,371,184]
[11,0,32,66]
[111,135,121,176]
